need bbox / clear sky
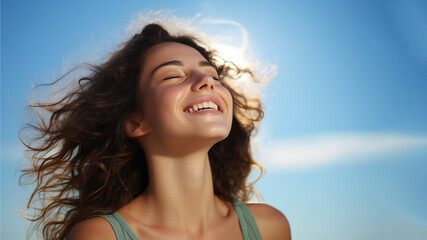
[2,0,427,239]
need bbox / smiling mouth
[184,101,220,113]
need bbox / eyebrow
[149,60,216,77]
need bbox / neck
[133,148,228,232]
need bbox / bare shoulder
[246,203,291,240]
[68,217,116,240]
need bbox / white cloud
[258,133,427,170]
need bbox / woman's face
[137,42,233,150]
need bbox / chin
[204,127,231,139]
[188,128,230,146]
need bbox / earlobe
[124,113,148,138]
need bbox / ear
[124,112,148,138]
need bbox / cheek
[142,85,185,126]
[158,85,186,112]
[220,87,234,114]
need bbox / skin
[68,42,291,240]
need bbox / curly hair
[20,23,264,240]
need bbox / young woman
[22,23,290,240]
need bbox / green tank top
[98,199,262,240]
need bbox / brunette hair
[21,23,264,240]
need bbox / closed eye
[163,76,181,80]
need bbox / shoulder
[246,203,291,240]
[68,217,116,240]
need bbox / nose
[192,73,215,92]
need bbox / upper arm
[68,217,116,240]
[247,203,291,240]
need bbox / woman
[22,23,290,240]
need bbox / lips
[183,96,223,113]
[184,101,219,113]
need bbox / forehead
[142,42,207,71]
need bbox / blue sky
[2,0,427,239]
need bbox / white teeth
[185,101,219,113]
[208,102,216,110]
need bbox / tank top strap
[232,199,263,240]
[98,200,262,240]
[98,213,140,240]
